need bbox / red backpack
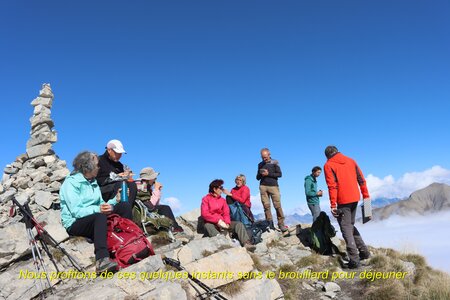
[107,214,155,268]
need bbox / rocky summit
[1,84,449,300]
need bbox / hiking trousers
[67,202,132,260]
[204,221,250,246]
[337,202,368,262]
[308,203,321,222]
[259,185,285,228]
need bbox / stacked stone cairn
[0,84,70,270]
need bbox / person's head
[235,174,246,187]
[209,179,224,195]
[72,151,99,180]
[260,148,271,162]
[139,167,159,186]
[324,145,339,159]
[311,166,322,178]
[106,139,126,162]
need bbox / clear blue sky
[1,0,449,215]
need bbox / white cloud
[358,211,450,273]
[250,194,263,214]
[161,197,182,213]
[366,165,450,199]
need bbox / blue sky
[1,0,450,215]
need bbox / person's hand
[154,182,163,191]
[317,190,323,197]
[100,203,113,214]
[260,169,269,176]
[222,188,232,197]
[331,207,338,218]
[218,219,229,229]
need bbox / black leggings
[67,202,132,260]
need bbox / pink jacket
[201,193,231,225]
[230,185,251,208]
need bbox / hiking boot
[96,257,118,273]
[279,224,288,232]
[244,242,256,252]
[347,260,360,269]
[268,220,275,230]
[359,251,371,260]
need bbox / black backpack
[310,212,336,255]
[248,220,271,245]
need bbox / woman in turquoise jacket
[304,166,324,222]
[60,151,132,273]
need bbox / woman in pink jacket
[201,179,254,249]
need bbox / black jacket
[256,159,282,186]
[96,150,125,186]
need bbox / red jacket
[324,153,370,208]
[230,185,251,208]
[201,193,231,225]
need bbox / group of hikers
[59,140,371,273]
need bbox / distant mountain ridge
[373,183,450,220]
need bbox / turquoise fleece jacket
[304,175,320,205]
[60,172,117,229]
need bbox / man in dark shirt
[256,148,287,232]
[97,139,137,207]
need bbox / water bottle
[121,181,128,202]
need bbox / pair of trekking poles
[10,197,84,299]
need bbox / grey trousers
[259,185,285,227]
[337,202,368,262]
[308,203,321,222]
[204,221,250,246]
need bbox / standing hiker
[323,145,371,268]
[304,166,324,222]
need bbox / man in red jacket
[324,146,371,269]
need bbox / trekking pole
[162,257,228,300]
[11,197,85,272]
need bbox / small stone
[4,165,19,175]
[39,83,54,98]
[33,104,51,115]
[15,153,28,163]
[30,114,54,129]
[323,282,341,293]
[34,191,53,209]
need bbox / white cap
[106,139,126,154]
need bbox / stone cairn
[0,84,70,249]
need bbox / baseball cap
[106,139,126,154]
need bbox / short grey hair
[324,145,339,159]
[72,151,98,175]
[235,174,247,185]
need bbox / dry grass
[219,280,243,296]
[267,239,284,248]
[250,253,271,272]
[150,232,172,247]
[201,250,213,258]
[217,244,233,251]
[295,254,322,268]
[50,248,64,262]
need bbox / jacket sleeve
[324,164,338,208]
[231,186,250,205]
[60,179,100,219]
[268,163,282,179]
[256,163,262,181]
[201,197,220,224]
[150,189,161,206]
[304,177,317,198]
[355,163,370,199]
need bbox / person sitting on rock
[96,139,138,207]
[59,151,133,273]
[136,167,184,233]
[222,174,255,225]
[201,179,255,250]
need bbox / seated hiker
[96,139,138,207]
[59,151,133,273]
[136,167,184,233]
[222,174,254,225]
[201,179,255,250]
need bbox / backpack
[228,201,253,228]
[310,211,336,255]
[132,200,173,235]
[248,220,271,245]
[107,214,155,268]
